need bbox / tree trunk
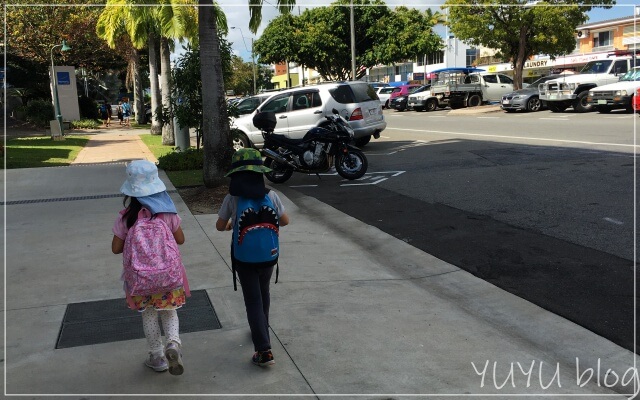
[148,33,162,135]
[514,25,529,90]
[160,36,174,145]
[199,0,232,187]
[132,49,145,125]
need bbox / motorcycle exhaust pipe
[262,148,296,169]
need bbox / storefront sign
[524,60,548,69]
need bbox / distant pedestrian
[117,101,124,125]
[100,102,111,127]
[122,98,131,127]
[216,149,290,367]
[111,160,190,375]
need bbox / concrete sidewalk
[3,129,637,398]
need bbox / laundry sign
[524,60,548,69]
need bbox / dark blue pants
[235,263,274,352]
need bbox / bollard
[173,117,190,152]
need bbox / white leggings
[141,308,181,357]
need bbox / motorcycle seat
[269,134,306,145]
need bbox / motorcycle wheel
[264,157,294,184]
[335,148,368,180]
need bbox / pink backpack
[122,211,189,308]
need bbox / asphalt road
[280,107,639,353]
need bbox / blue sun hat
[120,160,166,197]
[120,160,177,214]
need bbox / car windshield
[379,88,395,94]
[618,68,640,81]
[235,97,261,115]
[410,86,429,94]
[530,75,559,86]
[579,60,612,74]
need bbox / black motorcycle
[252,109,368,184]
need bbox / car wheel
[425,99,437,112]
[467,94,482,107]
[354,135,371,147]
[526,96,542,112]
[384,100,389,109]
[231,129,251,151]
[573,91,593,113]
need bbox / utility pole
[350,0,356,80]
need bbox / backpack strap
[231,242,238,291]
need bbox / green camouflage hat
[225,148,272,177]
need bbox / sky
[194,1,640,63]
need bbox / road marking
[387,127,640,149]
[289,171,405,188]
[603,217,624,225]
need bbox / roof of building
[580,14,637,29]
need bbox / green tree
[228,55,256,95]
[254,1,443,81]
[5,1,127,100]
[97,1,164,134]
[443,0,614,90]
[171,41,233,148]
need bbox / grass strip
[5,136,89,169]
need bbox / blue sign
[57,71,70,85]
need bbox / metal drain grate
[4,190,177,206]
[55,290,221,349]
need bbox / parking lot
[280,106,640,352]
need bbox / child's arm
[279,212,290,227]
[216,218,232,231]
[112,235,125,254]
[173,226,185,244]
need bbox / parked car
[501,74,565,112]
[232,93,271,116]
[587,66,640,113]
[634,87,640,112]
[389,84,422,102]
[376,86,395,108]
[231,81,387,148]
[391,85,430,112]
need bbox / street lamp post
[50,40,71,137]
[231,27,257,95]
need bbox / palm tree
[156,0,198,144]
[199,0,294,187]
[97,1,163,135]
[98,0,198,142]
[96,2,145,125]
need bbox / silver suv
[231,81,386,148]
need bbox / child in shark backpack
[111,160,190,375]
[216,148,290,367]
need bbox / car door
[482,74,510,101]
[285,90,323,139]
[257,93,291,136]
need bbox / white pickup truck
[539,53,638,113]
[586,66,640,113]
[430,70,516,109]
